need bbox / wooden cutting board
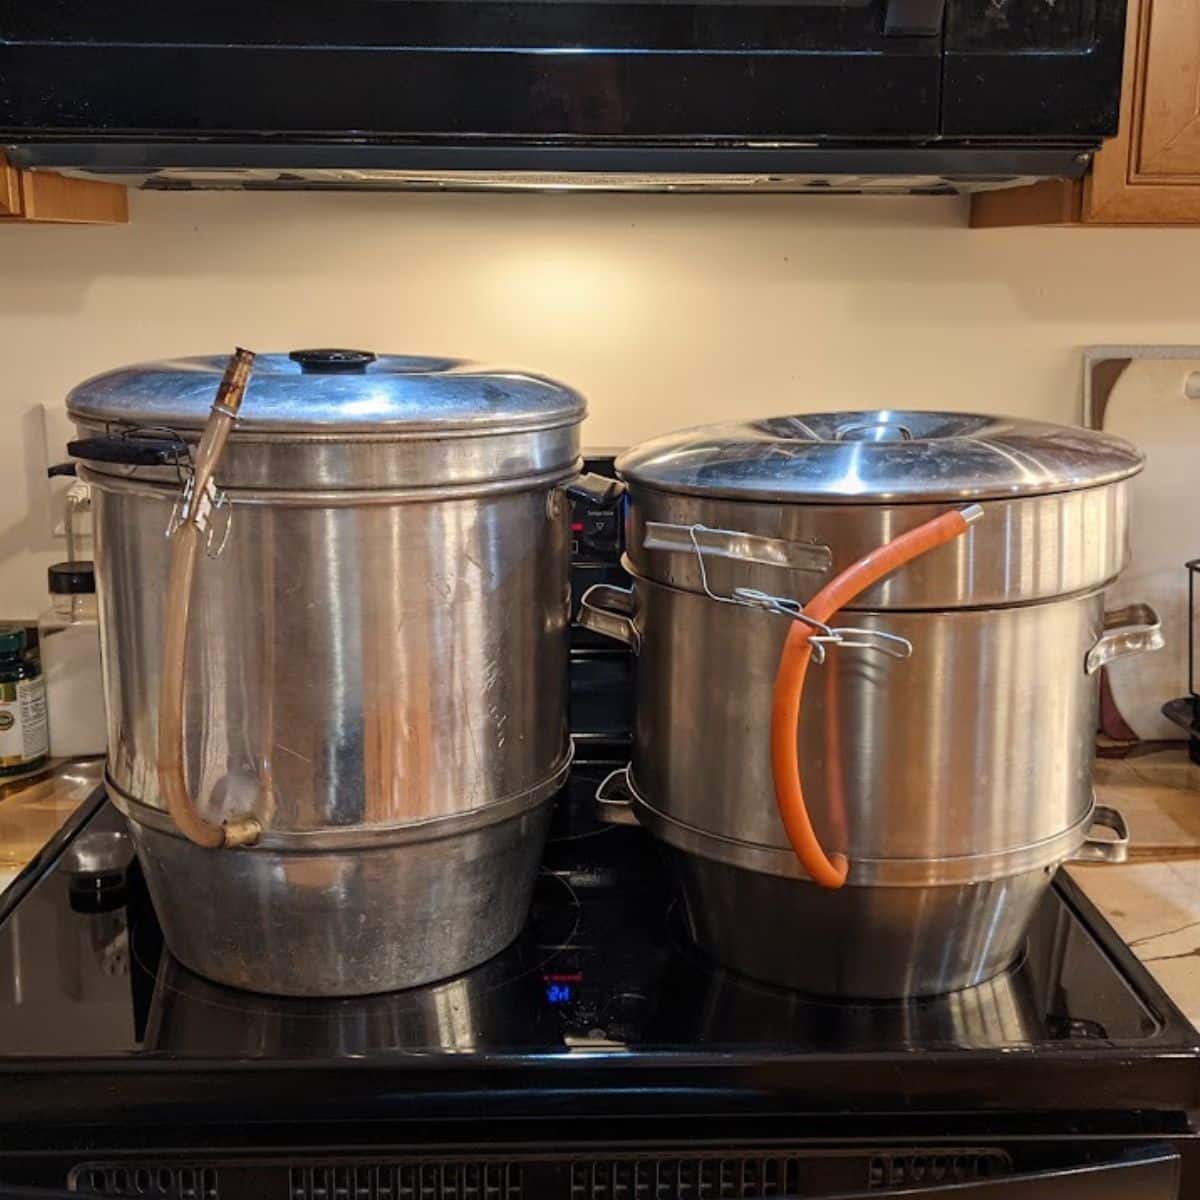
[1094,752,1200,857]
[1089,350,1200,741]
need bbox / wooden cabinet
[971,0,1200,227]
[1135,0,1200,179]
[0,153,127,225]
[0,157,24,218]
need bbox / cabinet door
[0,152,126,223]
[1083,0,1200,220]
[1137,0,1200,178]
[0,156,20,216]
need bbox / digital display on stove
[544,972,583,1006]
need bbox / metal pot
[68,349,597,996]
[580,410,1160,998]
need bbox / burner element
[135,873,582,1058]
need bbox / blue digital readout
[545,982,574,1005]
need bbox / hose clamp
[166,475,232,557]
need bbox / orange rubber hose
[771,506,982,889]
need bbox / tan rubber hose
[771,505,982,889]
[157,348,261,849]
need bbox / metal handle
[643,521,832,575]
[1085,603,1164,675]
[564,473,626,507]
[595,766,638,826]
[1071,805,1130,865]
[651,523,905,663]
[577,584,640,651]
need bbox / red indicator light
[543,972,584,983]
[571,522,585,532]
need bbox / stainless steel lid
[66,350,585,437]
[617,411,1143,503]
[68,349,586,495]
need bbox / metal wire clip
[687,524,913,664]
[165,474,233,558]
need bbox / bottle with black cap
[38,560,105,758]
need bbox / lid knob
[834,421,914,443]
[288,349,377,374]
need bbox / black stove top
[0,763,1195,1081]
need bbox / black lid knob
[288,349,377,374]
[49,560,96,595]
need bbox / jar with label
[0,626,48,775]
[38,561,106,759]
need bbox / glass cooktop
[0,763,1178,1065]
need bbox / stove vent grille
[69,1164,218,1200]
[67,1148,1012,1200]
[570,1157,800,1200]
[868,1152,1010,1189]
[289,1162,523,1200]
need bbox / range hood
[0,0,1127,195]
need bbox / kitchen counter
[0,758,104,893]
[1071,748,1200,1030]
[1,751,1199,1031]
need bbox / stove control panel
[570,453,624,564]
[569,454,633,753]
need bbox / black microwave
[0,0,1126,194]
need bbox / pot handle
[595,766,639,826]
[1070,805,1130,865]
[1085,604,1164,675]
[157,349,261,851]
[577,584,640,651]
[643,521,833,576]
[67,433,189,468]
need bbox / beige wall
[0,188,1197,616]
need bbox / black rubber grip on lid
[289,349,377,373]
[68,435,188,467]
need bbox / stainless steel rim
[78,460,582,505]
[108,743,572,852]
[70,412,585,442]
[625,771,1090,886]
[620,553,1109,615]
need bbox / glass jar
[0,626,48,776]
[38,561,105,759]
